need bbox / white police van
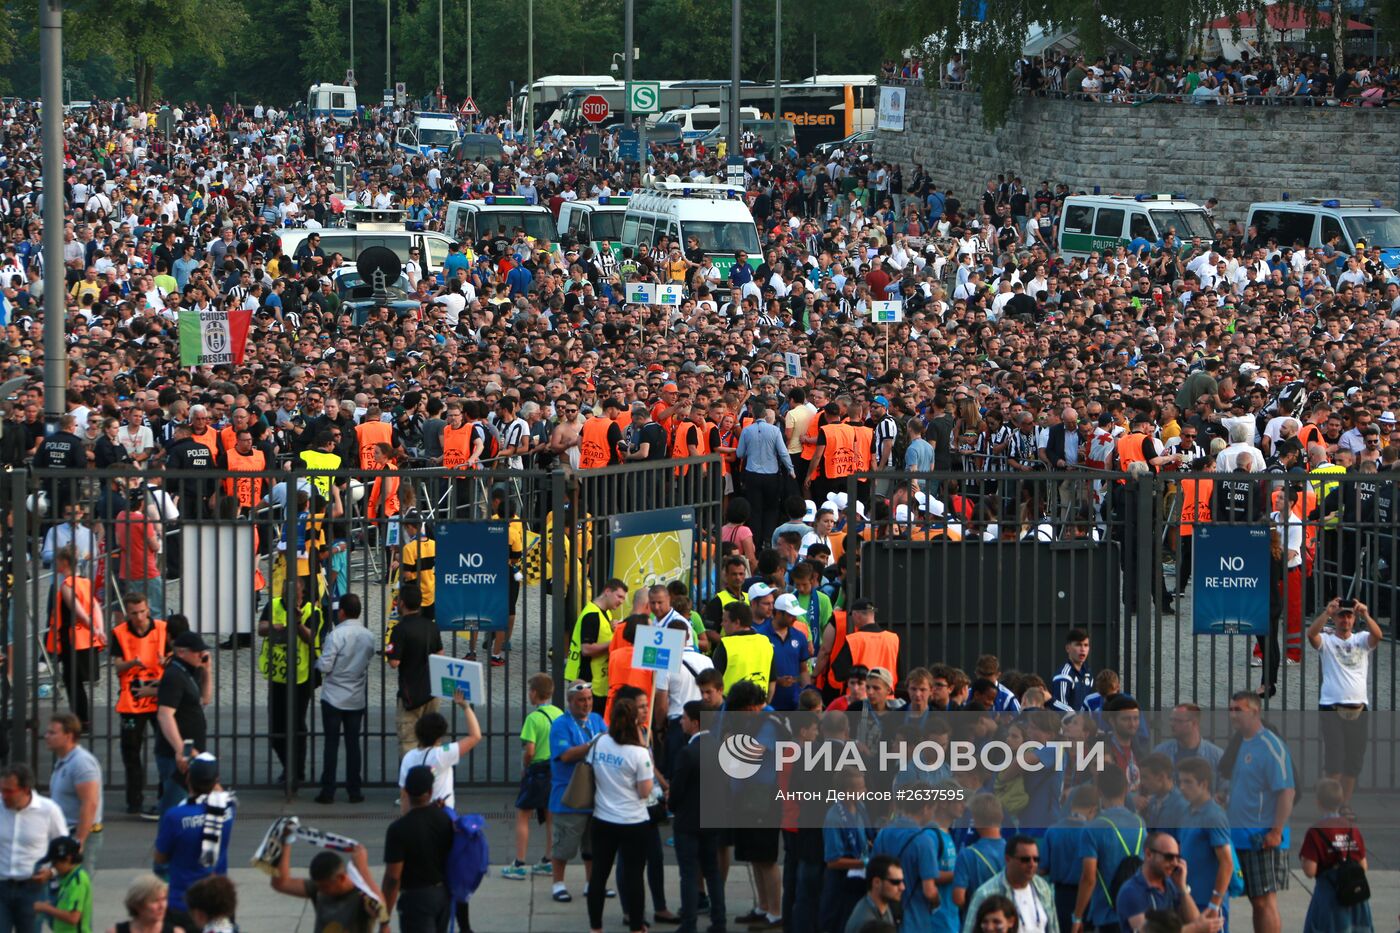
[395,112,463,158]
[1056,194,1215,257]
[557,196,629,272]
[307,84,357,123]
[656,105,762,141]
[443,195,557,247]
[1246,198,1400,270]
[620,182,761,276]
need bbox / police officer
[162,422,216,519]
[33,413,86,521]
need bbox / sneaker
[313,792,334,805]
[490,655,506,668]
[697,893,710,911]
[552,888,573,903]
[138,805,160,822]
[500,863,529,881]
[1249,656,1262,667]
[1286,657,1301,666]
[464,651,478,661]
[348,794,366,804]
[531,859,553,876]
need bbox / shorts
[732,827,779,864]
[1319,705,1369,777]
[551,811,594,862]
[515,762,551,816]
[1239,845,1289,897]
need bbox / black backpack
[1307,826,1370,907]
[1098,817,1144,905]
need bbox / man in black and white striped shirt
[871,396,898,471]
[496,397,531,470]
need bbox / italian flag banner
[179,307,251,367]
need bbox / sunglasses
[1150,849,1182,863]
[1015,855,1040,863]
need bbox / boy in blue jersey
[1051,628,1094,713]
[1225,691,1294,933]
[1071,767,1145,933]
[1176,758,1234,930]
[1137,753,1191,834]
[952,794,1005,921]
[1043,784,1098,933]
[974,654,1021,713]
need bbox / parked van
[308,83,357,123]
[1246,198,1400,269]
[277,208,455,281]
[621,182,761,276]
[655,105,762,141]
[1057,194,1215,257]
[444,196,558,246]
[395,111,462,158]
[557,196,629,271]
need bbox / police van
[1246,198,1400,270]
[655,105,763,141]
[277,208,456,281]
[444,195,558,247]
[307,83,357,123]
[1057,194,1215,257]
[395,111,463,158]
[557,196,629,272]
[620,182,761,276]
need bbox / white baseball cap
[773,593,806,617]
[747,582,777,601]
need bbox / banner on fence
[610,507,695,593]
[435,521,510,632]
[1192,523,1271,635]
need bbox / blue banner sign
[435,521,510,632]
[1192,523,1271,635]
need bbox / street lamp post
[40,0,66,432]
[384,0,390,100]
[438,0,444,94]
[774,0,781,128]
[526,0,534,134]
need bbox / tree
[63,0,247,107]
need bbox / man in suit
[1041,407,1085,525]
[669,701,724,933]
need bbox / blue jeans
[0,879,42,933]
[319,702,366,798]
[155,754,186,814]
[674,830,724,933]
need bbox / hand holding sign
[429,655,485,703]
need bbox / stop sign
[581,94,610,124]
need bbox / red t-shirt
[1300,818,1366,872]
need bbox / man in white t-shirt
[1307,597,1381,810]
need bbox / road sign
[460,96,479,116]
[394,82,406,106]
[627,81,660,114]
[618,129,640,162]
[581,94,610,124]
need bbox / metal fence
[841,468,1400,711]
[0,455,722,792]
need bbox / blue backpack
[445,810,489,904]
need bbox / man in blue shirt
[1225,691,1294,933]
[1072,768,1145,933]
[1153,704,1225,772]
[153,755,235,913]
[1176,758,1234,928]
[1114,831,1221,933]
[442,242,471,280]
[1050,628,1094,713]
[753,595,811,711]
[547,681,607,903]
[506,260,533,298]
[871,790,954,933]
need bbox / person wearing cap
[755,593,812,711]
[712,600,775,697]
[32,836,90,933]
[746,580,778,628]
[1308,596,1381,812]
[154,631,211,815]
[382,764,458,932]
[0,763,67,930]
[829,599,901,690]
[153,753,233,915]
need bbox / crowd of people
[888,51,1400,105]
[0,84,1395,932]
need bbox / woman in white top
[586,697,655,933]
[397,689,481,812]
[1308,597,1382,811]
